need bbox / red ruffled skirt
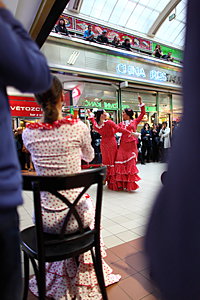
[100,137,117,188]
[111,141,140,191]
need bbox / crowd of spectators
[13,127,34,171]
[54,19,177,63]
[139,121,171,164]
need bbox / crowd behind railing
[53,18,181,64]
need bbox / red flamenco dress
[114,104,146,191]
[90,118,131,189]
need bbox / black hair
[162,121,168,127]
[124,108,134,120]
[95,110,104,124]
[59,18,66,27]
[143,123,150,130]
[35,76,62,123]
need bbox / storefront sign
[116,63,182,85]
[146,106,157,112]
[9,100,43,117]
[83,100,129,110]
[43,42,182,88]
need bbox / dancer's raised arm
[135,96,146,125]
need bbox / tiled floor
[19,162,166,300]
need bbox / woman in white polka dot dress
[22,76,121,300]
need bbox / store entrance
[158,93,172,128]
[121,89,157,131]
[65,82,119,123]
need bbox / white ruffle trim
[94,120,108,129]
[138,103,145,107]
[115,153,137,164]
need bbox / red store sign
[9,99,43,118]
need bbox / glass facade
[172,94,183,125]
[158,92,172,125]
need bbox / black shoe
[141,162,146,165]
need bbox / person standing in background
[0,1,51,299]
[84,24,95,42]
[97,30,109,44]
[121,38,133,51]
[151,124,160,162]
[55,18,69,36]
[159,121,171,162]
[153,44,163,58]
[141,123,152,164]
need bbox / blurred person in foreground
[0,1,51,299]
[145,1,200,300]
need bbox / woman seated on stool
[22,76,120,300]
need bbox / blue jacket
[83,29,94,38]
[0,8,51,208]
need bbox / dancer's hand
[129,132,140,138]
[138,95,142,105]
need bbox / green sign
[83,100,130,110]
[152,42,183,63]
[145,106,157,112]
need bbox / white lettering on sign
[127,65,146,78]
[150,70,167,82]
[116,63,146,78]
[10,106,42,111]
[10,105,42,111]
[116,63,127,74]
[116,63,170,83]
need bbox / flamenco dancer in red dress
[89,110,135,190]
[114,96,145,191]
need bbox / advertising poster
[59,14,73,29]
[75,18,151,50]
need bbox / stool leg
[23,252,30,300]
[92,246,108,300]
[37,258,46,300]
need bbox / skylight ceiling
[77,0,187,48]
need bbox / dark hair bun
[35,76,62,123]
[124,108,134,119]
[95,110,104,124]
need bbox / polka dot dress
[23,119,121,300]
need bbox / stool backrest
[22,167,106,251]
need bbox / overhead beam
[147,0,181,38]
[15,0,43,32]
[30,0,70,48]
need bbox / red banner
[58,14,73,29]
[75,19,151,50]
[9,100,43,118]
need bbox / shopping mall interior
[2,0,192,299]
